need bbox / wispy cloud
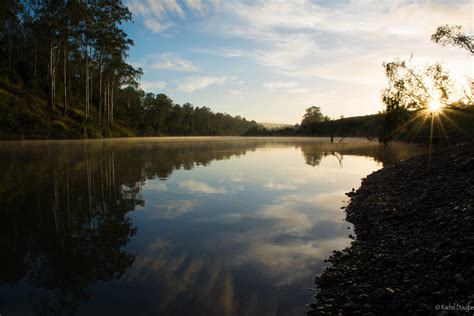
[151,200,201,219]
[263,180,298,191]
[177,76,230,93]
[127,0,473,121]
[184,0,206,14]
[127,0,220,32]
[228,89,243,96]
[150,53,199,72]
[263,81,310,94]
[143,180,168,192]
[179,179,227,194]
[139,80,166,92]
[143,18,170,33]
[263,81,299,90]
[191,48,245,58]
[127,0,185,33]
[199,1,472,84]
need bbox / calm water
[0,137,423,315]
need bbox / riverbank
[309,143,474,315]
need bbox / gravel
[308,143,474,315]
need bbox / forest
[1,2,472,142]
[0,1,259,139]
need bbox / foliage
[302,106,324,125]
[381,59,452,112]
[299,106,325,135]
[246,113,385,140]
[431,25,474,54]
[378,24,474,144]
[0,0,258,139]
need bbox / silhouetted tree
[301,106,324,135]
[431,25,473,54]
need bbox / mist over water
[0,138,424,315]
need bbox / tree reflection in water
[299,141,425,167]
[0,140,259,314]
[0,139,424,315]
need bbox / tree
[0,0,259,139]
[431,25,473,54]
[378,59,454,144]
[381,59,452,113]
[301,106,324,135]
[302,106,324,125]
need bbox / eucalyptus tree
[93,1,134,125]
[432,25,474,54]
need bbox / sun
[428,99,442,113]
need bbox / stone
[369,288,385,301]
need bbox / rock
[385,287,395,295]
[308,144,474,315]
[357,294,368,301]
[423,280,438,293]
[342,302,355,310]
[453,273,466,287]
[369,288,385,301]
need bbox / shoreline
[309,143,474,315]
[0,136,374,144]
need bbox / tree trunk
[84,43,89,120]
[99,65,103,124]
[49,43,60,110]
[49,43,53,108]
[98,46,105,125]
[34,40,37,77]
[89,44,93,111]
[111,74,115,126]
[107,76,111,126]
[104,75,109,124]
[63,43,67,115]
[7,33,11,71]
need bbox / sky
[122,0,473,124]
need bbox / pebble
[308,144,474,315]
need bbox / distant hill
[258,122,293,130]
[247,114,385,138]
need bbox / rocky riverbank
[309,143,474,315]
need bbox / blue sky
[122,0,473,124]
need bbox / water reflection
[0,138,423,315]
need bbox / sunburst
[428,99,442,113]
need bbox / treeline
[247,106,473,144]
[246,113,385,140]
[246,106,385,141]
[0,1,258,139]
[115,88,259,136]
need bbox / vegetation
[0,2,471,142]
[249,25,473,144]
[0,1,259,139]
[378,25,473,144]
[431,25,474,54]
[246,113,385,141]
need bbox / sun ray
[409,114,429,143]
[435,114,450,145]
[428,114,435,167]
[391,110,425,135]
[438,110,472,139]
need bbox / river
[0,137,424,315]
